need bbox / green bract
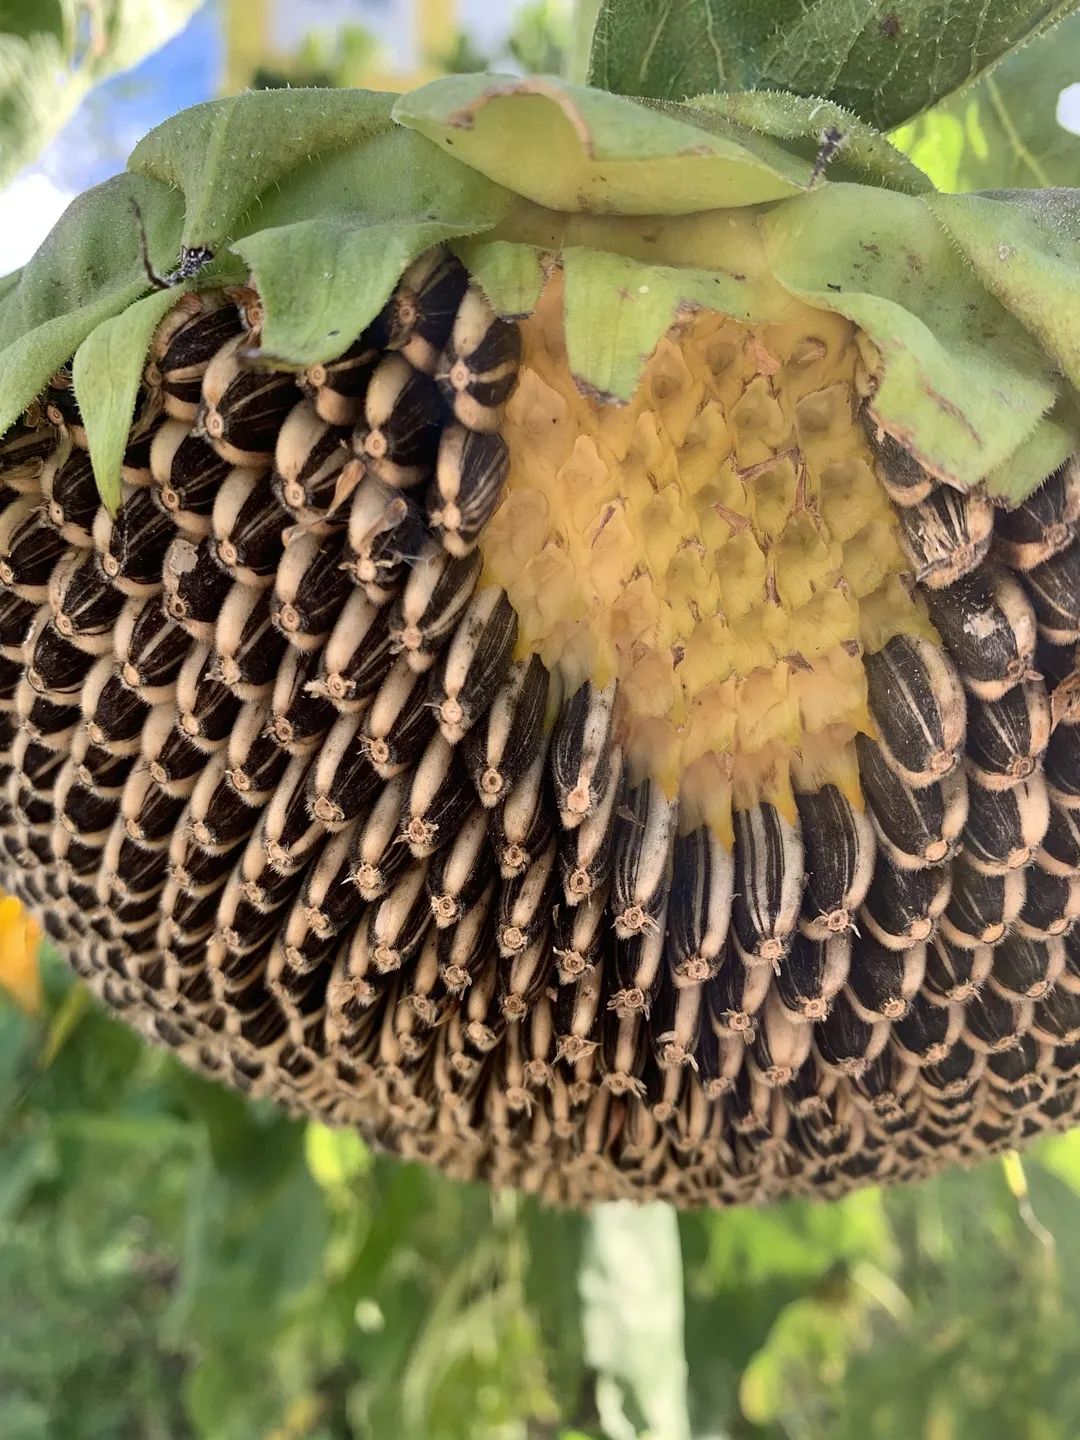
[2,75,1080,508]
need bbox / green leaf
[0,0,205,189]
[128,87,400,251]
[984,392,1080,503]
[593,0,1080,132]
[688,91,933,194]
[0,171,183,435]
[928,190,1080,394]
[562,246,775,401]
[760,184,1058,490]
[891,12,1080,190]
[587,0,1080,132]
[451,239,549,316]
[394,73,816,214]
[72,287,181,513]
[580,1201,690,1440]
[232,129,511,365]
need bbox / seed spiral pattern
[3,248,1080,1207]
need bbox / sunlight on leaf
[891,12,1080,189]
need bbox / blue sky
[0,0,524,277]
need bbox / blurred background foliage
[4,2,1080,1437]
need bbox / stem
[567,0,602,83]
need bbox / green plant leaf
[394,73,816,213]
[562,246,776,401]
[0,0,205,189]
[0,171,183,436]
[892,12,1080,189]
[580,1202,690,1440]
[72,287,181,513]
[928,189,1080,393]
[128,87,400,252]
[688,90,932,194]
[761,184,1058,491]
[587,0,1079,133]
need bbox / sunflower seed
[1018,860,1080,937]
[342,476,425,604]
[352,355,445,489]
[402,733,471,859]
[210,467,289,587]
[429,587,516,745]
[139,705,204,797]
[864,634,966,786]
[857,733,968,868]
[306,707,381,829]
[225,700,287,806]
[212,583,286,700]
[927,566,1037,703]
[995,458,1080,571]
[963,985,1034,1054]
[731,800,804,964]
[0,589,40,661]
[943,857,1025,945]
[496,839,557,960]
[491,746,553,879]
[349,775,411,902]
[360,654,434,778]
[149,420,230,536]
[896,484,993,588]
[551,679,618,829]
[186,748,260,854]
[436,879,497,994]
[749,989,814,1086]
[271,530,351,651]
[39,445,98,547]
[24,608,93,699]
[149,297,243,422]
[119,766,185,849]
[272,399,355,525]
[267,647,335,754]
[964,678,1051,789]
[162,536,232,641]
[308,587,394,711]
[609,919,667,1018]
[0,413,57,494]
[93,487,171,597]
[845,935,926,1022]
[664,824,734,984]
[795,781,876,936]
[429,424,510,557]
[814,990,888,1077]
[79,656,147,755]
[261,752,324,875]
[552,893,608,983]
[866,426,934,507]
[298,331,380,428]
[47,549,124,654]
[175,642,241,752]
[990,931,1066,1001]
[197,334,299,467]
[558,746,622,905]
[1024,540,1080,645]
[426,808,490,927]
[774,930,850,1019]
[963,772,1050,874]
[438,289,521,434]
[0,495,67,600]
[705,955,772,1039]
[389,540,481,672]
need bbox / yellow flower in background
[0,893,42,1016]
